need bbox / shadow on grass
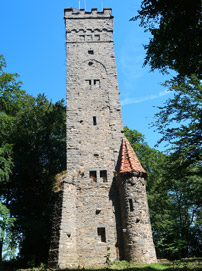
[51,266,202,271]
[1,259,202,271]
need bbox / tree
[154,75,202,173]
[7,94,66,266]
[152,76,202,258]
[0,54,25,262]
[0,55,66,266]
[132,0,202,78]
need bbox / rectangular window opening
[88,50,94,55]
[93,116,97,126]
[79,35,85,41]
[100,170,107,183]
[85,79,92,87]
[129,199,134,212]
[86,35,93,41]
[89,171,97,183]
[95,34,100,40]
[94,79,100,88]
[97,227,106,242]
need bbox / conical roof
[118,137,147,175]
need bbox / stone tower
[48,8,157,268]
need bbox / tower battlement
[64,8,113,43]
[64,8,112,18]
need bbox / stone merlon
[64,8,113,19]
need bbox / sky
[0,0,173,150]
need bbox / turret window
[129,199,134,212]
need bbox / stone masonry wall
[48,190,63,267]
[56,8,124,268]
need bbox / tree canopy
[153,75,202,172]
[132,0,202,78]
[0,55,66,266]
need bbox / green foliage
[9,94,66,266]
[132,1,202,78]
[0,144,13,184]
[152,76,202,258]
[105,247,111,265]
[124,126,165,175]
[0,54,24,262]
[0,54,66,266]
[154,75,202,171]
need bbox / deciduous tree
[132,0,202,78]
[0,55,66,266]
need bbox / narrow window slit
[93,116,97,126]
[129,199,134,211]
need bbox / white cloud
[121,89,171,106]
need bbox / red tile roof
[118,137,147,175]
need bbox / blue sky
[0,0,173,150]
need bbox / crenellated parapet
[64,8,113,18]
[64,8,113,43]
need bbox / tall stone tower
[48,8,157,268]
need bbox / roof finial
[79,0,80,9]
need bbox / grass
[1,258,202,271]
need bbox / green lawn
[1,258,202,271]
